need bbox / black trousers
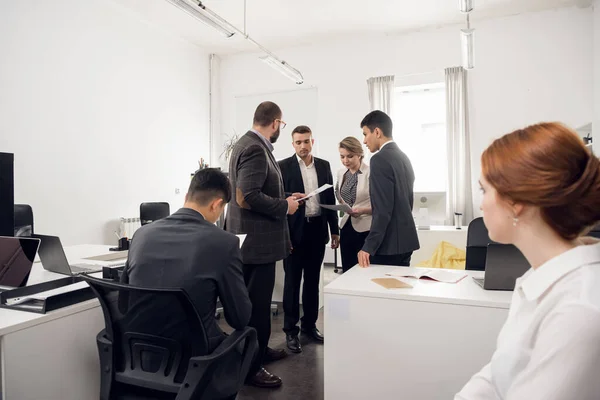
[242,262,275,374]
[340,221,369,273]
[370,252,413,266]
[283,217,326,335]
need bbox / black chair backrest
[81,274,210,397]
[14,204,34,237]
[466,217,493,271]
[140,202,170,226]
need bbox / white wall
[218,6,593,217]
[0,0,210,245]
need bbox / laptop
[0,236,40,291]
[473,243,531,290]
[33,234,124,275]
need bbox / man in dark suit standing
[122,168,253,399]
[358,110,420,267]
[278,125,339,353]
[226,101,299,388]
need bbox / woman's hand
[349,207,371,217]
[349,208,362,217]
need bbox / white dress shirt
[379,140,394,151]
[456,242,600,400]
[296,154,320,217]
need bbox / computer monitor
[0,153,14,237]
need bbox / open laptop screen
[0,236,40,287]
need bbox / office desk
[0,245,116,400]
[324,265,512,400]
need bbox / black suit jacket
[278,155,339,249]
[225,131,291,264]
[363,142,420,256]
[122,208,251,353]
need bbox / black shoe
[286,334,302,353]
[247,367,282,388]
[301,327,324,342]
[264,347,288,364]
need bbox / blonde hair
[339,137,364,160]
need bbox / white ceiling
[112,0,589,54]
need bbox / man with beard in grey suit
[226,101,300,388]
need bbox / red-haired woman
[456,122,600,399]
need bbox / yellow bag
[417,241,466,270]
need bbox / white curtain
[445,66,474,226]
[367,75,395,113]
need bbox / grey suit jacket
[362,142,420,256]
[225,131,291,264]
[122,208,252,353]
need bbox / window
[392,83,447,193]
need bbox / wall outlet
[175,188,180,194]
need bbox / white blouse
[455,242,600,400]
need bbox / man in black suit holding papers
[278,125,339,353]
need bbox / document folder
[0,276,94,314]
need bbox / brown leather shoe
[264,346,288,364]
[247,367,282,388]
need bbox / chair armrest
[176,327,258,400]
[191,327,257,363]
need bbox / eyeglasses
[275,119,287,129]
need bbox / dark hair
[187,168,231,206]
[481,122,600,240]
[253,101,282,127]
[291,125,312,136]
[360,110,393,138]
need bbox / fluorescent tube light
[461,28,475,69]
[260,55,304,85]
[458,0,474,13]
[164,0,305,83]
[165,0,235,38]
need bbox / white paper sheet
[296,184,333,201]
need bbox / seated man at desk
[121,168,252,397]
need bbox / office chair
[14,204,34,237]
[140,202,170,226]
[465,217,494,271]
[81,274,257,400]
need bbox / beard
[270,128,280,144]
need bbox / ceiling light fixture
[460,8,475,69]
[260,56,304,84]
[458,0,474,13]
[164,0,304,84]
[461,28,474,70]
[165,0,235,38]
